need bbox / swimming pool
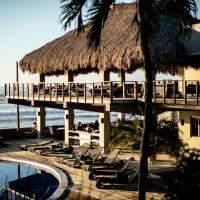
[0,161,37,189]
[0,161,59,199]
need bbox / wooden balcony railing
[4,80,200,106]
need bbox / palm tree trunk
[138,20,153,200]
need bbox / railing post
[38,83,40,100]
[27,83,29,99]
[92,83,95,104]
[8,84,11,98]
[134,81,137,100]
[76,83,79,103]
[17,83,19,99]
[4,83,7,97]
[153,81,156,102]
[22,83,24,99]
[101,82,103,103]
[62,83,64,102]
[196,81,199,106]
[49,83,52,101]
[163,81,166,103]
[123,81,125,100]
[84,83,87,103]
[110,81,113,103]
[32,83,34,100]
[173,81,176,104]
[13,83,15,98]
[184,81,187,105]
[56,83,58,101]
[43,83,45,101]
[69,83,72,102]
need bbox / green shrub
[165,148,200,200]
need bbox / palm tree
[60,0,197,199]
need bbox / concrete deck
[0,138,175,200]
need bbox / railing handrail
[5,80,200,107]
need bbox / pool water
[0,161,37,189]
[0,161,59,199]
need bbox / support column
[99,111,110,151]
[99,70,110,82]
[64,109,74,145]
[117,70,125,121]
[64,69,74,82]
[36,73,46,138]
[99,70,110,151]
[64,70,74,144]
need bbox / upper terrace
[5,79,200,113]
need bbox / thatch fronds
[19,3,188,75]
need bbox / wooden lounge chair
[62,145,104,168]
[87,149,122,171]
[48,126,64,139]
[95,158,140,189]
[75,146,104,170]
[27,141,63,152]
[19,140,54,150]
[35,145,74,156]
[88,157,133,180]
[56,145,90,164]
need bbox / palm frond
[135,0,159,34]
[60,0,87,31]
[167,0,197,40]
[87,0,115,48]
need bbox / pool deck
[0,138,175,200]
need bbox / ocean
[0,86,131,129]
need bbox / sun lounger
[95,158,140,189]
[35,145,74,156]
[88,157,133,180]
[59,145,104,168]
[67,146,104,170]
[80,146,103,163]
[55,145,90,165]
[87,148,122,171]
[19,140,54,150]
[27,141,63,152]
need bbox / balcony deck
[5,80,200,113]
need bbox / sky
[0,0,200,85]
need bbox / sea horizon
[0,86,134,129]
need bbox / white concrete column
[99,111,110,151]
[117,70,125,120]
[64,70,74,144]
[64,108,74,145]
[36,73,46,138]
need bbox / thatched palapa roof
[20,3,191,76]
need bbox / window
[190,117,200,137]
